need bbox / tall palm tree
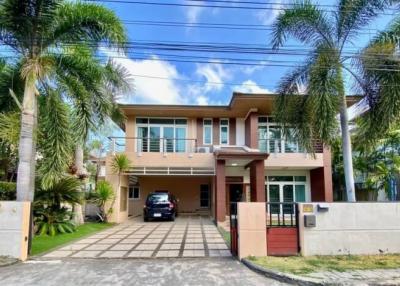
[0,0,126,202]
[271,0,394,202]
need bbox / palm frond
[271,0,333,49]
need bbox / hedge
[0,181,16,200]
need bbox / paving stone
[142,238,163,244]
[155,250,180,258]
[108,234,128,239]
[110,244,136,251]
[71,251,101,258]
[207,243,228,250]
[127,250,154,258]
[59,244,88,251]
[97,238,121,244]
[160,243,181,250]
[182,250,205,257]
[100,251,128,258]
[135,243,158,250]
[120,238,142,244]
[76,238,99,244]
[85,244,113,251]
[164,238,183,243]
[184,243,204,250]
[43,250,73,258]
[206,238,225,243]
[127,234,146,239]
[186,238,204,243]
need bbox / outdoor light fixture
[231,163,238,166]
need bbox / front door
[229,184,243,203]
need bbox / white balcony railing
[258,139,323,154]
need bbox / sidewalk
[242,258,400,285]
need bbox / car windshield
[147,193,169,203]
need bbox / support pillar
[310,146,333,202]
[250,160,265,202]
[215,159,226,222]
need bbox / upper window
[203,119,213,145]
[220,119,229,145]
[129,186,140,200]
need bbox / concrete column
[215,159,226,223]
[310,146,333,202]
[250,160,266,202]
[245,112,258,149]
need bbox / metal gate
[230,203,238,256]
[266,202,300,256]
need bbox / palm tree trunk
[16,80,38,202]
[73,145,85,225]
[339,93,356,202]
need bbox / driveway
[42,216,230,259]
[0,258,289,286]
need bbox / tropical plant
[34,176,83,235]
[0,181,16,200]
[87,180,115,222]
[110,153,131,213]
[270,0,396,202]
[0,0,126,202]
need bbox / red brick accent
[213,118,220,145]
[215,159,226,222]
[245,112,258,148]
[196,118,203,147]
[267,228,299,256]
[310,146,333,202]
[229,118,236,145]
[249,160,265,202]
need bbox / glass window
[136,118,148,124]
[163,127,174,153]
[129,186,140,199]
[268,176,294,182]
[268,184,280,214]
[258,126,268,152]
[149,118,174,125]
[175,127,186,153]
[146,193,169,203]
[203,119,213,145]
[295,185,306,202]
[220,119,229,145]
[258,116,268,123]
[175,119,187,125]
[137,127,148,152]
[295,176,306,182]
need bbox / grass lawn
[31,222,113,256]
[218,226,231,245]
[248,254,400,275]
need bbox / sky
[98,0,395,107]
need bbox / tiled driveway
[43,216,230,259]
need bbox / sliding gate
[266,202,300,256]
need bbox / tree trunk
[16,80,38,202]
[73,144,85,225]
[339,93,356,202]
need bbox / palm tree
[271,0,395,202]
[88,180,115,222]
[0,0,126,202]
[110,153,131,214]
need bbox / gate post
[237,202,267,260]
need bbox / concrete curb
[241,258,323,286]
[0,256,19,268]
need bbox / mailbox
[304,214,316,227]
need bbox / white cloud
[257,1,284,25]
[186,6,205,23]
[196,95,209,105]
[234,80,273,94]
[103,50,185,104]
[196,62,231,92]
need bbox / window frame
[128,186,140,200]
[203,118,213,145]
[219,118,229,145]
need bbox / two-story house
[105,92,359,223]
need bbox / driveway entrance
[42,216,230,259]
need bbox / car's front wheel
[170,212,176,222]
[144,215,149,222]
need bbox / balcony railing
[258,139,323,154]
[109,137,209,154]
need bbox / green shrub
[0,181,16,200]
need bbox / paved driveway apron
[43,216,230,259]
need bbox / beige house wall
[105,156,129,223]
[299,203,400,256]
[128,176,213,217]
[266,153,323,169]
[237,202,267,259]
[124,152,214,168]
[0,201,31,261]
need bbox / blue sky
[100,0,395,106]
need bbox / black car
[143,192,178,222]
